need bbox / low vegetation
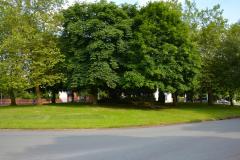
[0,103,239,129]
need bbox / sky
[67,0,240,24]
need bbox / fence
[0,98,62,106]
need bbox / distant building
[59,91,68,103]
[154,89,173,103]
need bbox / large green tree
[62,1,200,105]
[183,1,227,105]
[61,1,133,103]
[0,0,65,105]
[129,1,200,105]
[0,1,31,105]
[212,24,240,106]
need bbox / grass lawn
[0,103,239,129]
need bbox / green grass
[0,103,239,129]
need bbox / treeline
[0,0,239,106]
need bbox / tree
[0,0,65,105]
[62,1,200,105]
[183,1,227,105]
[61,1,133,104]
[212,24,240,106]
[130,1,200,105]
[0,1,31,105]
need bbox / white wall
[59,91,68,103]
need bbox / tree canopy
[61,1,200,104]
[0,0,65,105]
[212,24,240,105]
[1,0,239,106]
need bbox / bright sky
[67,0,240,24]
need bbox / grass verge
[0,103,239,129]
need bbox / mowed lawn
[0,103,240,129]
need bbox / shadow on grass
[48,102,179,111]
[51,102,235,110]
[0,102,182,112]
[0,102,236,111]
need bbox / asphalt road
[0,119,240,160]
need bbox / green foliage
[132,1,200,93]
[0,0,65,101]
[18,91,36,99]
[212,24,240,94]
[122,71,145,89]
[197,6,227,104]
[61,1,133,91]
[183,0,228,104]
[2,0,233,105]
[0,1,31,94]
[61,1,200,102]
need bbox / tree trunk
[229,91,234,106]
[230,97,234,106]
[109,89,120,102]
[9,89,16,106]
[208,88,213,106]
[71,91,74,103]
[91,88,98,104]
[172,92,178,106]
[199,93,203,103]
[159,91,165,104]
[186,91,194,103]
[92,94,97,104]
[51,89,57,104]
[35,85,42,105]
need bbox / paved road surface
[0,119,240,160]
